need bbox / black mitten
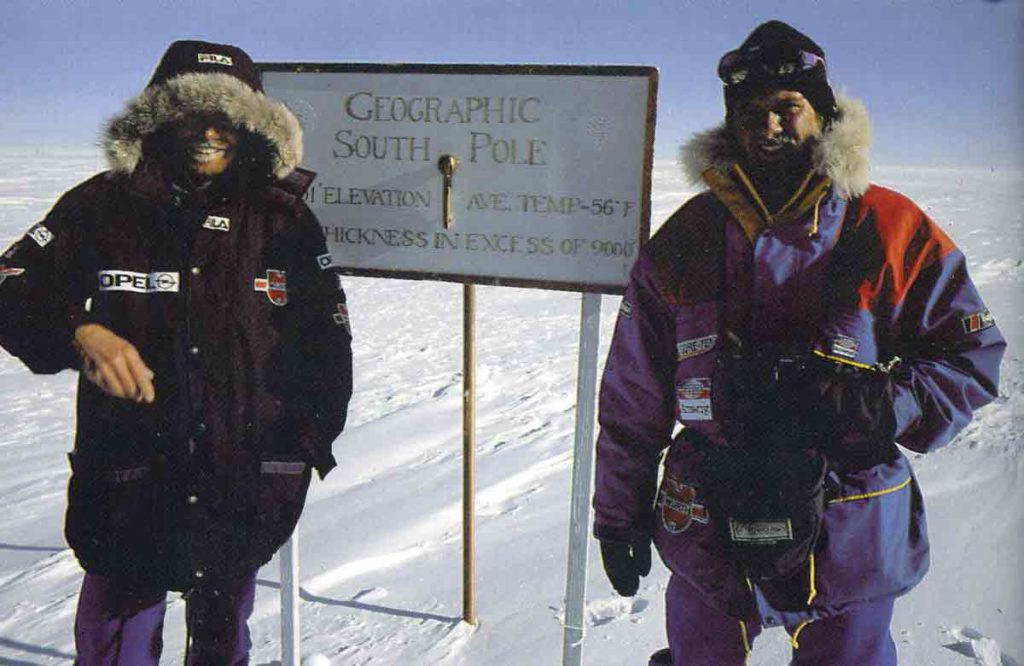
[599,538,652,597]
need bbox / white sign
[261,64,656,293]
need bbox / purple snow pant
[662,576,897,666]
[73,570,257,666]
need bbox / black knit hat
[720,21,837,124]
[147,40,263,93]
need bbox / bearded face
[731,89,822,175]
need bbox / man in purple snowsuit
[592,21,1005,665]
[0,41,352,664]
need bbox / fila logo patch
[831,334,860,359]
[677,334,717,361]
[254,269,288,306]
[28,224,54,248]
[198,53,233,66]
[962,309,996,334]
[202,215,230,232]
[316,253,335,270]
[98,270,180,293]
[677,377,712,421]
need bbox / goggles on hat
[717,47,825,86]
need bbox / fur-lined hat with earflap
[679,93,871,200]
[103,40,302,180]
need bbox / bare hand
[73,324,155,403]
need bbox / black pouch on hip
[699,444,828,610]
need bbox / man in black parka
[0,40,352,664]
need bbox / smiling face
[732,89,821,173]
[172,115,238,177]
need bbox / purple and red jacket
[593,96,1005,626]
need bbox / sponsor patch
[202,215,230,232]
[98,270,180,293]
[28,224,54,248]
[658,475,709,534]
[729,518,793,544]
[831,334,859,359]
[254,269,288,306]
[677,377,712,421]
[618,299,632,319]
[198,53,233,66]
[316,253,335,270]
[677,333,717,361]
[962,309,996,334]
[0,265,25,286]
[332,303,351,334]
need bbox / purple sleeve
[592,253,677,543]
[891,248,1006,453]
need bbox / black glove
[599,538,651,597]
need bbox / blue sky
[2,0,1021,168]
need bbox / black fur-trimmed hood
[678,93,871,198]
[103,71,303,180]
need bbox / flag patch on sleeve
[831,334,859,359]
[962,309,995,334]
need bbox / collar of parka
[678,93,871,200]
[102,72,303,180]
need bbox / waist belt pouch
[701,446,827,597]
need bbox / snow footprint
[944,626,1015,666]
[585,595,649,627]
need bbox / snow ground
[0,150,1020,665]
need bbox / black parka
[0,41,353,591]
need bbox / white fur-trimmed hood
[103,72,303,179]
[678,93,871,198]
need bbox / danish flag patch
[254,270,288,306]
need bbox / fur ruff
[678,94,871,198]
[103,72,302,179]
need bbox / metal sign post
[561,292,603,666]
[280,533,300,666]
[463,283,477,625]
